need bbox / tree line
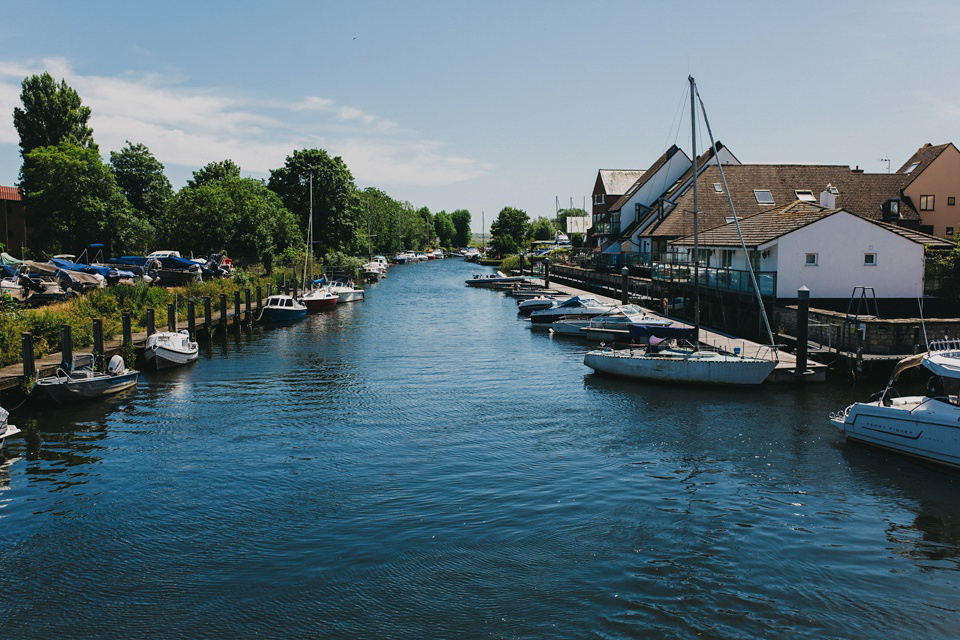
[11,73,473,270]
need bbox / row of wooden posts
[18,282,300,378]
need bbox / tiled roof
[606,145,684,213]
[640,164,919,240]
[896,142,955,188]
[0,185,22,201]
[670,201,955,249]
[599,170,645,196]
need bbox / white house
[668,200,954,299]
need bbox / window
[920,195,935,211]
[713,183,723,193]
[721,249,733,268]
[805,253,818,266]
[826,184,840,195]
[754,189,774,205]
[947,227,955,236]
[864,253,877,266]
[904,161,920,173]
[593,194,604,205]
[795,190,816,202]
[949,197,956,206]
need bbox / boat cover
[628,324,698,342]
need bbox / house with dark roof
[896,142,960,238]
[590,169,645,247]
[0,185,26,258]
[666,201,953,299]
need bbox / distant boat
[550,304,672,339]
[299,284,339,312]
[144,330,199,370]
[33,354,139,404]
[465,271,526,288]
[528,295,614,325]
[326,278,364,303]
[0,406,20,451]
[259,295,307,323]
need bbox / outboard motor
[107,355,126,375]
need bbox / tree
[528,217,556,242]
[417,207,433,246]
[554,207,588,233]
[433,211,456,248]
[161,176,299,269]
[21,141,150,254]
[450,209,471,247]
[489,206,529,256]
[268,149,363,254]
[13,72,95,159]
[110,141,174,223]
[187,159,242,188]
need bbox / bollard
[267,284,273,299]
[61,324,73,368]
[21,332,35,378]
[257,286,262,310]
[621,266,630,306]
[285,282,291,296]
[93,318,104,367]
[219,294,228,327]
[234,291,241,328]
[203,296,212,332]
[795,287,809,375]
[293,278,298,298]
[519,252,524,277]
[146,308,156,337]
[544,258,551,289]
[188,300,196,338]
[168,303,176,332]
[122,313,132,346]
[245,289,251,322]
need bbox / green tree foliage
[450,209,471,247]
[433,211,456,247]
[13,72,95,160]
[528,216,556,242]
[361,187,409,255]
[161,176,299,270]
[416,207,433,246]
[489,206,529,256]
[21,141,151,255]
[187,159,242,188]
[110,141,174,223]
[268,148,363,254]
[554,207,588,233]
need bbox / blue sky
[2,1,959,232]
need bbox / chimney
[852,165,864,174]
[820,190,837,209]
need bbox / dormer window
[904,161,920,174]
[713,183,723,193]
[754,190,774,205]
[826,184,840,195]
[882,198,901,221]
[795,190,816,203]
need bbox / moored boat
[830,339,960,469]
[259,295,308,322]
[326,279,364,303]
[299,286,339,312]
[144,330,199,369]
[0,407,20,451]
[528,295,613,325]
[33,354,139,404]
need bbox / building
[0,186,26,258]
[666,200,953,300]
[895,142,960,238]
[589,169,645,247]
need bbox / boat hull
[335,290,364,303]
[302,296,338,312]
[145,345,199,369]
[260,308,308,323]
[1,423,20,448]
[584,348,775,385]
[832,398,960,469]
[34,371,140,404]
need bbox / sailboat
[584,77,778,386]
[298,176,339,312]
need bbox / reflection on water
[1,259,960,638]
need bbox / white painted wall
[773,212,924,298]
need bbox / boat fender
[107,355,126,375]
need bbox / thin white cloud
[0,58,490,187]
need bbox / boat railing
[928,339,960,354]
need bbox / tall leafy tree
[110,141,174,222]
[489,206,529,256]
[21,141,150,254]
[433,211,456,247]
[268,148,363,254]
[13,72,96,159]
[528,217,556,242]
[450,209,472,247]
[187,159,242,188]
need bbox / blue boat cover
[628,324,698,342]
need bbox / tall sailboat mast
[690,75,700,337]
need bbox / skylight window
[827,184,840,195]
[713,183,723,193]
[904,162,920,174]
[754,189,774,205]
[795,190,816,202]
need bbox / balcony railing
[651,263,777,297]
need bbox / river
[2,258,960,638]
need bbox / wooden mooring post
[245,289,252,322]
[168,303,176,332]
[187,300,196,337]
[256,286,262,310]
[621,266,629,305]
[61,324,73,367]
[146,308,155,337]
[234,291,241,328]
[93,318,104,365]
[21,332,34,378]
[122,313,132,346]
[203,296,212,331]
[219,294,228,328]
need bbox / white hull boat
[326,279,364,303]
[529,295,613,325]
[1,407,19,450]
[144,330,199,369]
[584,346,776,385]
[830,340,960,469]
[33,354,139,404]
[551,305,673,339]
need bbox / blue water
[3,259,960,638]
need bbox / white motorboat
[528,295,614,325]
[517,295,571,316]
[326,278,364,303]
[582,76,777,385]
[33,354,139,404]
[144,330,199,369]
[830,340,960,469]
[551,304,672,339]
[299,286,339,312]
[0,406,20,451]
[466,272,527,288]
